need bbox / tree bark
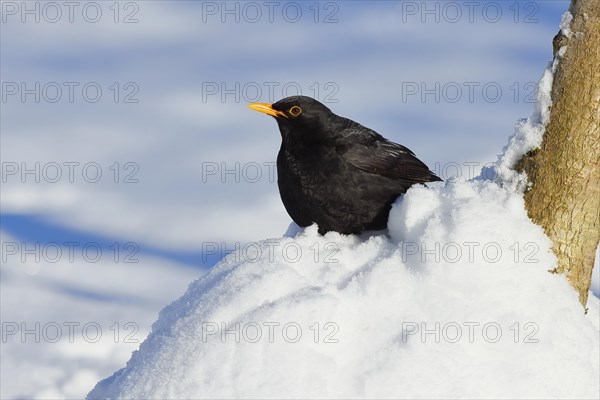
[518,0,600,308]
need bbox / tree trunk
[519,0,600,308]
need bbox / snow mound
[88,180,599,399]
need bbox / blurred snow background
[1,1,598,398]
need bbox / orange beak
[248,103,288,119]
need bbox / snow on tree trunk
[518,0,600,308]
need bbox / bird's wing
[341,130,442,183]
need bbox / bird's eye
[289,106,302,117]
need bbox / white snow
[560,12,574,39]
[0,230,201,400]
[481,11,578,192]
[88,178,600,399]
[482,56,559,191]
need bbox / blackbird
[248,96,441,235]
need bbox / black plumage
[249,96,442,234]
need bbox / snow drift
[88,14,599,398]
[88,177,600,399]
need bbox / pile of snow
[88,179,600,399]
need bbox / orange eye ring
[289,106,302,117]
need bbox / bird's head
[248,96,338,143]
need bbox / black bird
[248,96,441,235]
